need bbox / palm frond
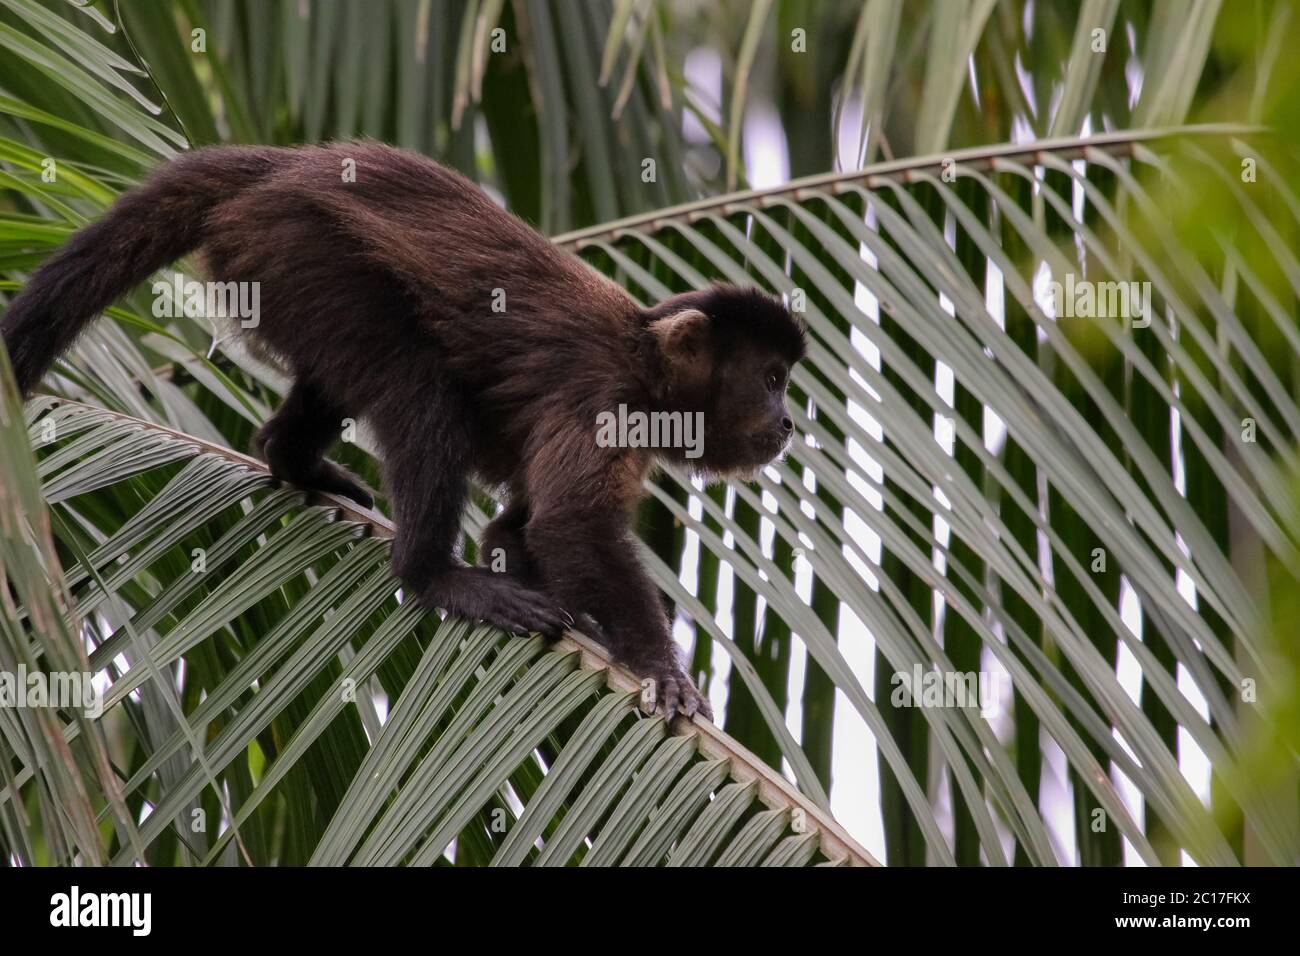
[2,0,1298,867]
[0,385,873,866]
[556,125,1300,866]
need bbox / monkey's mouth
[740,431,792,471]
[763,428,794,459]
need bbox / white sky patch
[831,603,884,859]
[1178,663,1213,809]
[1041,727,1075,864]
[835,89,866,171]
[743,102,789,190]
[673,473,734,719]
[1072,141,1089,263]
[1125,22,1144,108]
[955,650,1017,853]
[1032,259,1055,345]
[682,47,722,143]
[785,486,816,741]
[1011,112,1037,146]
[673,478,707,657]
[1116,577,1147,865]
[983,258,1008,456]
[1014,51,1037,122]
[933,349,956,600]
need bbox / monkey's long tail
[1,146,282,396]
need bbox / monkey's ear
[649,308,711,364]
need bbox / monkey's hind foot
[273,457,374,510]
[296,459,375,510]
[255,432,375,509]
[419,566,572,640]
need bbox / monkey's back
[199,141,642,479]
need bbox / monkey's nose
[780,417,794,433]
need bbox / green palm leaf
[1,0,1297,867]
[0,379,873,866]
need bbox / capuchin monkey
[1,142,805,720]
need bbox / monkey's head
[644,285,806,476]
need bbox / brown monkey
[1,142,805,719]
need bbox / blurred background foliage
[0,0,1298,866]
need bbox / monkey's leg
[526,502,711,721]
[479,500,541,586]
[372,381,570,638]
[254,380,374,508]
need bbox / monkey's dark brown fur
[1,141,805,719]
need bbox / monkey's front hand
[566,612,712,722]
[640,653,712,723]
[615,638,712,723]
[523,507,711,720]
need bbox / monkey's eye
[765,368,784,392]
